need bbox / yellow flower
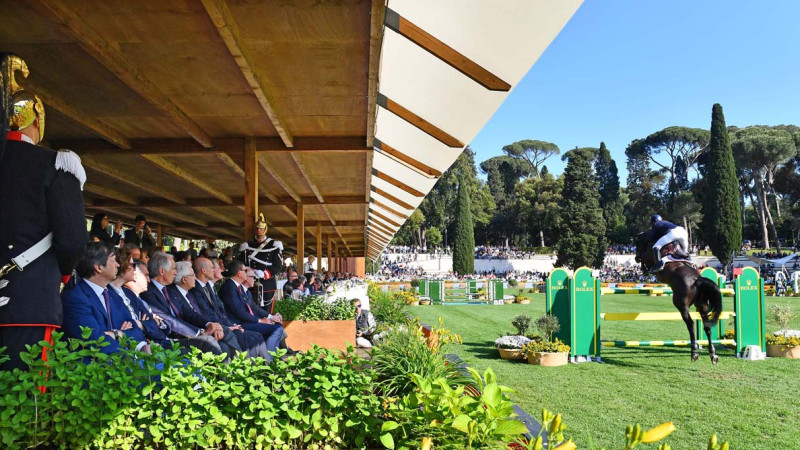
[553,439,576,450]
[642,422,676,443]
[422,437,433,450]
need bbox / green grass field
[411,292,800,449]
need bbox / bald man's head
[193,256,213,282]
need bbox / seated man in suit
[141,252,235,358]
[192,257,269,360]
[61,242,148,355]
[219,260,284,356]
[167,261,243,360]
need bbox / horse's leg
[698,305,719,365]
[678,307,699,361]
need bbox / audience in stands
[89,213,123,245]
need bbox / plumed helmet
[2,54,45,142]
[255,213,267,230]
[650,214,662,225]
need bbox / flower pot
[766,344,800,358]
[419,300,431,305]
[409,300,420,306]
[527,351,568,366]
[516,299,530,305]
[498,348,525,360]
[283,320,356,352]
[503,300,514,304]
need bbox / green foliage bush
[272,295,356,321]
[0,330,382,449]
[369,286,410,326]
[369,327,475,397]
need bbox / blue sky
[469,1,800,184]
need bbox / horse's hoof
[711,354,719,365]
[691,353,699,362]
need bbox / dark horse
[634,232,723,364]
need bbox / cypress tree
[701,104,742,267]
[452,180,475,275]
[556,148,606,269]
[595,142,625,244]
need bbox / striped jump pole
[602,339,736,348]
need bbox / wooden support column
[157,224,164,247]
[316,223,322,272]
[327,234,332,272]
[244,137,258,241]
[296,203,304,272]
[332,243,338,272]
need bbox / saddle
[660,242,692,265]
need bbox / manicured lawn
[411,294,800,449]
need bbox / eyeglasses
[246,275,256,279]
[355,304,362,308]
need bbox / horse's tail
[693,276,723,327]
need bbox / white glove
[254,269,265,279]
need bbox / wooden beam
[216,152,246,178]
[327,234,332,273]
[374,139,442,177]
[316,223,322,272]
[81,155,186,204]
[54,137,369,155]
[371,186,414,211]
[22,78,131,149]
[157,224,164,247]
[370,198,407,220]
[84,182,139,206]
[141,155,234,204]
[369,226,393,241]
[296,204,304,271]
[370,209,402,228]
[384,9,511,92]
[144,208,209,228]
[194,207,240,226]
[88,195,365,208]
[372,168,425,197]
[32,1,213,147]
[244,137,258,240]
[366,0,386,147]
[370,220,395,236]
[270,220,363,228]
[201,0,293,147]
[378,94,463,148]
[259,155,301,202]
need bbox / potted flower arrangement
[495,314,533,360]
[522,314,570,366]
[765,304,800,358]
[514,295,530,305]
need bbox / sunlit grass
[411,294,800,449]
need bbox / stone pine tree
[556,148,606,269]
[595,142,625,244]
[452,180,475,276]
[701,103,741,267]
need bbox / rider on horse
[648,214,689,273]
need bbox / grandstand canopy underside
[0,0,582,258]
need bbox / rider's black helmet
[650,214,662,225]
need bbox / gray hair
[175,261,193,284]
[148,251,174,278]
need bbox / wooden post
[316,223,322,272]
[296,203,304,272]
[332,243,338,272]
[327,234,332,273]
[244,137,258,241]
[157,224,164,247]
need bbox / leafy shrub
[534,314,561,343]
[508,279,518,287]
[369,327,474,396]
[0,331,383,449]
[766,333,800,348]
[380,367,528,449]
[511,314,532,336]
[370,289,410,326]
[273,295,356,321]
[393,289,419,306]
[768,304,795,331]
[495,335,531,349]
[409,279,420,288]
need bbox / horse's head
[634,232,655,274]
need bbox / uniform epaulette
[55,149,86,190]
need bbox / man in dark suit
[192,257,269,360]
[219,260,283,355]
[62,243,149,355]
[123,215,156,254]
[167,261,241,359]
[141,252,234,357]
[125,259,220,354]
[1,54,87,370]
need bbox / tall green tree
[513,172,563,247]
[731,126,797,250]
[556,148,606,268]
[624,139,665,234]
[594,142,625,244]
[452,180,475,275]
[502,139,559,179]
[701,104,741,267]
